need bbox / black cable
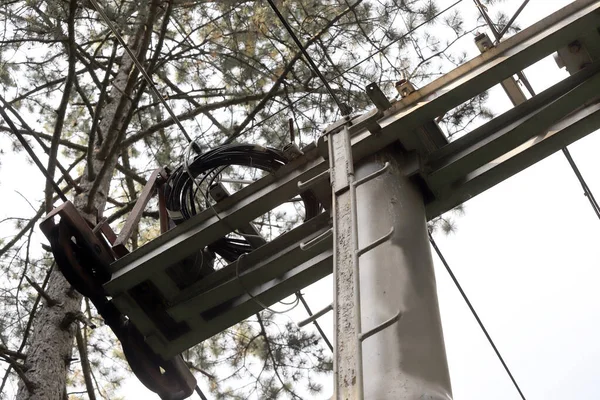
[429,233,527,400]
[297,292,333,352]
[522,88,599,219]
[88,0,194,144]
[473,0,536,98]
[164,143,322,262]
[235,0,464,139]
[0,106,68,203]
[474,11,598,221]
[195,384,209,400]
[499,64,600,221]
[497,0,530,40]
[264,0,352,115]
[473,0,499,38]
[562,147,600,220]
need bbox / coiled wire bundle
[163,143,321,263]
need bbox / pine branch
[224,0,363,144]
[122,92,277,147]
[0,345,26,360]
[8,67,96,105]
[0,96,81,191]
[60,311,96,331]
[24,276,58,307]
[0,208,44,258]
[85,0,163,213]
[45,0,78,212]
[115,163,148,185]
[0,126,87,152]
[88,40,119,180]
[75,325,97,400]
[256,313,302,399]
[0,353,34,393]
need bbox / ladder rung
[359,310,401,342]
[357,227,394,257]
[298,169,330,190]
[300,228,333,251]
[297,303,333,327]
[354,162,389,187]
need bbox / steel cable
[497,0,530,40]
[231,0,465,141]
[88,0,194,143]
[0,107,68,203]
[265,0,354,115]
[429,233,527,400]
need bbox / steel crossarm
[104,0,600,360]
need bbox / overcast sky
[2,0,599,399]
[430,1,600,398]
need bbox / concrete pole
[333,143,453,400]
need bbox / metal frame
[104,0,600,360]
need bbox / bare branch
[0,345,26,360]
[88,39,119,179]
[75,325,97,400]
[25,276,59,307]
[224,0,363,144]
[45,0,78,212]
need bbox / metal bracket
[322,115,355,136]
[348,108,383,135]
[113,167,167,257]
[366,82,392,112]
[395,79,416,98]
[39,202,197,399]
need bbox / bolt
[568,40,581,53]
[579,62,591,70]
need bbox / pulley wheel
[48,220,109,298]
[120,322,195,400]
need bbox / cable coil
[164,143,321,262]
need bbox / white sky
[2,0,599,399]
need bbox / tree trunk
[16,2,159,398]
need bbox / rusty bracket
[40,199,196,400]
[113,167,168,257]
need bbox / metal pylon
[300,122,454,399]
